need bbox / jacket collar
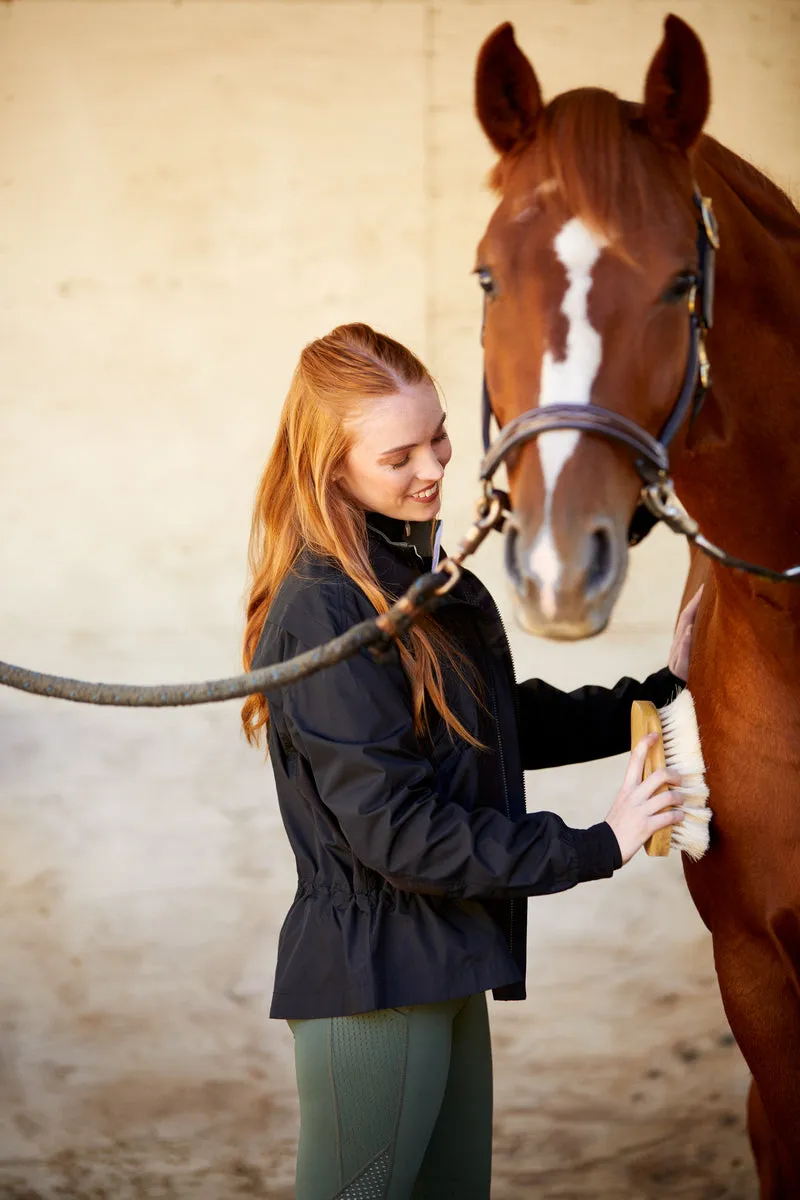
[364,512,491,617]
[282,509,492,617]
[365,512,441,567]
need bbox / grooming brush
[630,691,711,861]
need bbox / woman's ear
[475,23,543,156]
[642,14,710,153]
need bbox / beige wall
[1,2,797,1195]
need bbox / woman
[242,323,699,1200]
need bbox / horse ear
[475,23,543,155]
[643,14,710,152]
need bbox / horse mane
[489,87,800,245]
[698,134,800,238]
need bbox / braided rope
[0,497,504,708]
[0,570,447,707]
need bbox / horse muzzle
[504,512,628,640]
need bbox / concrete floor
[1,1,798,1195]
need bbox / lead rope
[0,496,504,708]
[640,479,800,584]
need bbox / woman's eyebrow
[379,414,446,458]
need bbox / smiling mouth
[409,483,439,503]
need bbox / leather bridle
[477,191,800,583]
[479,188,717,546]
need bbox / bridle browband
[478,189,800,584]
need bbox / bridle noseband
[478,191,800,584]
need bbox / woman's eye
[388,431,447,469]
[474,266,496,297]
[661,271,696,303]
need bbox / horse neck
[672,136,800,618]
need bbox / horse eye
[475,266,496,297]
[661,271,697,304]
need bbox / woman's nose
[420,449,445,480]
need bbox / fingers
[673,585,704,647]
[624,732,658,788]
[637,766,680,796]
[674,586,704,651]
[682,585,704,624]
[641,786,682,815]
[648,807,685,832]
[673,610,693,654]
[624,740,682,796]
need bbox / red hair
[242,323,481,749]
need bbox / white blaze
[529,218,605,604]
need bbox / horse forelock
[490,89,692,252]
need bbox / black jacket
[253,513,683,1019]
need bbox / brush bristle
[658,690,710,861]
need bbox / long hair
[241,322,481,749]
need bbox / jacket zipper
[434,578,525,967]
[369,541,523,970]
[484,654,516,960]
[497,708,516,959]
[486,597,523,964]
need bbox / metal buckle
[433,558,462,596]
[476,490,505,532]
[699,195,720,250]
[698,338,711,390]
[641,478,699,537]
[449,490,506,566]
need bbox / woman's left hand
[668,586,704,682]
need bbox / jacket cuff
[570,821,623,881]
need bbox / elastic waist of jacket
[295,877,417,910]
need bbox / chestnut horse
[472,14,800,1198]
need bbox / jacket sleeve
[516,667,684,770]
[276,583,621,901]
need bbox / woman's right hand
[605,733,684,865]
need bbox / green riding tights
[288,991,493,1200]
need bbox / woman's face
[338,382,452,522]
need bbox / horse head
[475,14,711,638]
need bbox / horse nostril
[586,525,614,595]
[504,523,523,591]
